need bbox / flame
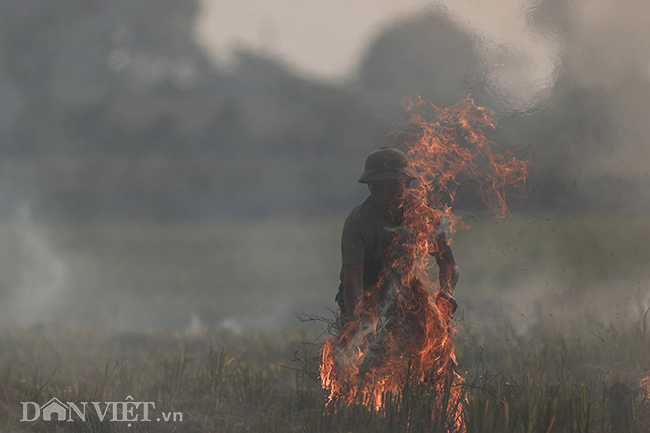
[320,94,528,431]
[641,373,650,398]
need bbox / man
[336,147,459,321]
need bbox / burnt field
[0,215,650,432]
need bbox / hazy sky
[195,0,554,97]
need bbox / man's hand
[436,291,458,315]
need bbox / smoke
[450,213,650,341]
[0,207,71,328]
[356,0,650,213]
[519,0,650,212]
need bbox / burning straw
[320,94,529,432]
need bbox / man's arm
[342,264,363,320]
[431,229,459,313]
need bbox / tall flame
[320,94,528,432]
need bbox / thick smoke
[520,0,650,213]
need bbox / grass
[0,312,650,432]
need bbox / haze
[0,0,648,332]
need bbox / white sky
[194,0,555,102]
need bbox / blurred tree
[0,0,215,156]
[4,0,644,218]
[0,0,381,218]
[357,8,486,120]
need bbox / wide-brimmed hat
[358,147,419,184]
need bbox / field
[0,214,650,432]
